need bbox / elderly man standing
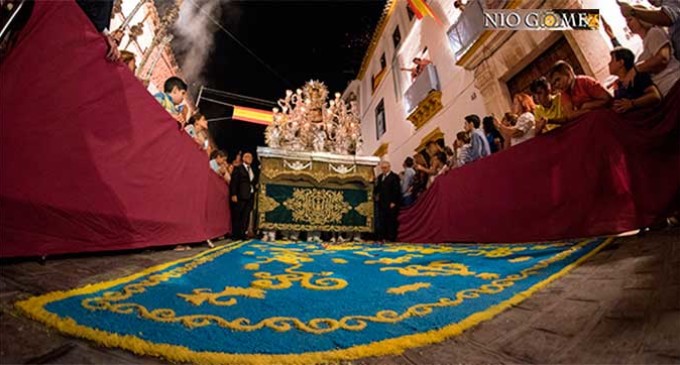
[230,152,257,240]
[375,160,402,242]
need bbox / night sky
[172,0,384,160]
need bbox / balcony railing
[404,63,440,114]
[447,0,486,61]
[447,0,513,62]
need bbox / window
[392,26,402,48]
[407,4,415,21]
[375,99,386,140]
[380,53,387,70]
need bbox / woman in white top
[495,93,536,147]
[624,6,680,97]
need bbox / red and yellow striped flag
[407,0,442,25]
[232,106,273,125]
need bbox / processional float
[257,81,380,241]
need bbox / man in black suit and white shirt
[230,152,257,240]
[375,160,401,242]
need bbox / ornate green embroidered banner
[256,149,378,233]
[259,184,373,232]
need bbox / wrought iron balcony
[404,63,443,130]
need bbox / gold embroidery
[257,222,373,233]
[353,201,373,218]
[258,192,281,215]
[283,189,351,225]
[262,168,373,184]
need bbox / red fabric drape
[0,0,230,257]
[399,82,680,243]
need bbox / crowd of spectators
[383,0,679,230]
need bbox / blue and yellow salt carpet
[17,238,612,364]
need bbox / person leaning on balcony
[608,47,662,113]
[619,0,680,61]
[495,94,536,147]
[548,61,612,124]
[462,114,491,160]
[482,115,505,152]
[154,76,188,128]
[530,77,563,135]
[119,50,136,73]
[425,140,443,162]
[400,58,432,82]
[411,154,429,200]
[417,152,447,188]
[623,5,680,97]
[401,157,416,206]
[453,131,472,167]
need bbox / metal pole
[196,85,204,108]
[199,96,235,108]
[206,116,233,122]
[0,0,25,42]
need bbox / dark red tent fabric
[0,0,230,257]
[399,82,680,243]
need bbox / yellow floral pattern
[16,238,614,365]
[77,240,597,335]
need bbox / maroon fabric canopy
[0,0,230,257]
[399,83,680,243]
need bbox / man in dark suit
[75,0,120,61]
[230,152,257,240]
[375,160,401,242]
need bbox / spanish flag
[407,0,442,25]
[232,105,273,125]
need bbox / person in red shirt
[548,61,612,123]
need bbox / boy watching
[530,77,563,134]
[155,76,188,127]
[549,61,611,122]
[608,47,662,113]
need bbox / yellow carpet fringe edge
[15,237,615,365]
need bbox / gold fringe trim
[15,238,614,365]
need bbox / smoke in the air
[172,0,229,89]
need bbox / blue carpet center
[18,238,612,364]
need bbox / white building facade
[350,0,644,168]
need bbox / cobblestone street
[1,228,678,364]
